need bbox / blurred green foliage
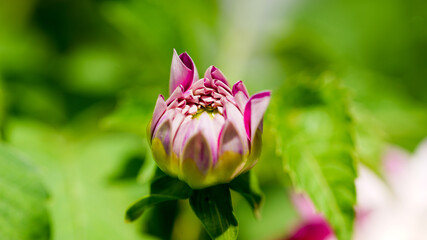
[0,144,50,240]
[271,75,356,240]
[0,0,426,239]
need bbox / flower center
[192,107,220,119]
[167,78,237,117]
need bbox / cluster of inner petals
[165,77,236,116]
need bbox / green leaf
[189,185,238,240]
[229,171,263,218]
[125,173,193,222]
[0,79,5,128]
[272,75,357,240]
[0,144,50,240]
[150,172,193,197]
[5,119,158,240]
[125,195,180,222]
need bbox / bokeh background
[1,0,426,239]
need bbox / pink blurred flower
[286,194,335,240]
[354,140,427,240]
[288,139,427,240]
[150,49,271,188]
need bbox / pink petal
[244,91,271,141]
[154,109,177,134]
[218,106,224,114]
[204,87,214,94]
[153,119,172,155]
[181,105,190,114]
[224,102,248,154]
[356,166,393,213]
[188,105,198,114]
[168,98,179,109]
[194,88,205,95]
[166,85,184,105]
[219,120,244,155]
[289,192,334,240]
[172,116,194,156]
[287,218,333,240]
[197,112,223,163]
[204,76,215,88]
[232,81,249,112]
[169,49,199,95]
[215,80,232,94]
[191,78,205,90]
[177,99,186,108]
[170,110,186,140]
[291,193,318,220]
[232,80,249,97]
[204,65,229,87]
[150,95,167,139]
[234,91,247,112]
[201,96,215,103]
[182,131,212,174]
[218,86,233,99]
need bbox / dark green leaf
[125,195,180,222]
[0,80,4,127]
[150,171,193,197]
[0,144,50,240]
[145,201,178,240]
[229,171,263,218]
[125,173,192,222]
[190,185,238,240]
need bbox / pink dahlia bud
[149,49,271,188]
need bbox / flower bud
[150,49,271,188]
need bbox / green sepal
[125,172,192,222]
[150,170,193,197]
[229,171,263,218]
[125,195,180,222]
[189,185,238,240]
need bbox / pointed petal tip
[251,90,272,99]
[182,131,213,175]
[179,52,193,70]
[219,121,244,155]
[170,49,198,95]
[223,103,248,154]
[232,80,249,97]
[153,118,172,155]
[204,65,229,86]
[244,91,272,140]
[150,95,168,139]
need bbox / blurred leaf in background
[0,144,50,240]
[4,117,158,240]
[0,79,5,131]
[273,0,427,153]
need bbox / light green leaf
[125,173,192,222]
[5,119,157,240]
[272,75,357,240]
[229,171,263,218]
[190,185,238,240]
[0,144,50,240]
